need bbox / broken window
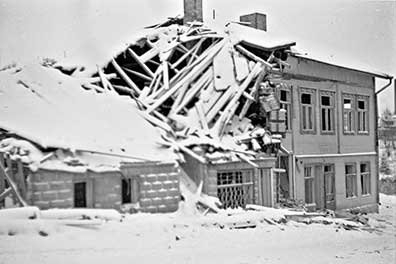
[320,92,335,133]
[357,97,369,133]
[345,164,357,198]
[343,95,355,133]
[360,162,370,195]
[324,164,335,202]
[279,88,291,130]
[300,89,315,133]
[217,170,254,209]
[304,166,314,204]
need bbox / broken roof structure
[0,64,177,173]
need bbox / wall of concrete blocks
[28,169,74,209]
[121,162,181,213]
[28,169,121,210]
[138,170,180,213]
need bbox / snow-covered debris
[0,63,177,172]
[0,206,40,219]
[41,208,122,222]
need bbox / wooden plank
[0,161,28,206]
[206,84,237,123]
[140,47,160,63]
[122,67,153,82]
[0,152,4,197]
[235,45,273,69]
[170,39,202,69]
[128,48,155,77]
[15,159,26,199]
[146,39,226,114]
[214,63,262,136]
[173,67,212,114]
[111,59,141,95]
[195,101,210,135]
[238,69,266,120]
[0,187,12,202]
[162,61,169,90]
[213,47,235,91]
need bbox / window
[324,164,335,202]
[343,94,355,133]
[300,88,315,133]
[320,91,335,133]
[357,96,369,133]
[360,162,371,195]
[217,170,254,209]
[279,87,292,130]
[304,166,314,204]
[345,164,357,198]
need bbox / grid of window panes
[217,170,254,209]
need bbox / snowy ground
[0,194,395,264]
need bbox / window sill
[362,194,371,197]
[346,195,358,199]
[320,131,336,135]
[357,132,369,135]
[343,131,355,135]
[301,130,316,135]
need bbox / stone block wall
[121,162,180,213]
[28,169,74,209]
[139,171,180,213]
[88,172,121,210]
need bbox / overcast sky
[0,0,395,112]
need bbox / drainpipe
[374,77,393,208]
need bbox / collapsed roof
[85,21,295,166]
[0,64,177,172]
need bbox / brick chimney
[184,0,203,24]
[240,13,267,31]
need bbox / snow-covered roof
[226,23,296,51]
[0,64,177,171]
[290,52,392,79]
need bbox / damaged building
[0,0,393,213]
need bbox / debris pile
[83,21,295,165]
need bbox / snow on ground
[0,194,395,264]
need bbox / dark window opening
[74,182,87,208]
[321,96,330,106]
[280,90,288,101]
[344,99,352,109]
[301,93,311,104]
[358,100,365,110]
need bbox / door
[323,164,335,210]
[74,182,87,208]
[314,164,335,211]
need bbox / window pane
[321,96,330,106]
[360,163,368,173]
[328,109,332,131]
[301,93,311,104]
[280,90,288,101]
[302,106,307,129]
[358,100,365,110]
[308,107,313,129]
[344,98,352,109]
[322,109,326,130]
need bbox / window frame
[360,162,371,196]
[357,95,369,135]
[319,90,335,135]
[278,85,292,131]
[323,164,335,202]
[342,93,356,135]
[345,163,357,198]
[299,88,316,134]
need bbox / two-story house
[274,54,392,212]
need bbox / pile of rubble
[79,20,294,165]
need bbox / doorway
[74,182,87,208]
